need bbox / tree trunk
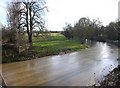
[29,6,33,45]
[26,4,32,45]
[28,32,32,44]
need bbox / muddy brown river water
[2,42,119,86]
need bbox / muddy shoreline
[94,64,120,87]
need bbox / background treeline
[62,17,120,43]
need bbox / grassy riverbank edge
[2,33,88,63]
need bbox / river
[2,42,119,86]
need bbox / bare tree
[20,0,47,45]
[7,0,47,45]
[7,1,21,43]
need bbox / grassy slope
[3,33,87,63]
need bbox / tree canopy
[62,17,119,43]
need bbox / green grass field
[31,33,87,57]
[3,33,87,63]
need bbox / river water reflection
[2,41,119,86]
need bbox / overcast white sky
[0,0,119,31]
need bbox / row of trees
[105,22,120,40]
[2,0,47,45]
[62,17,120,43]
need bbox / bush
[2,27,17,44]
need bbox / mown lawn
[3,33,87,63]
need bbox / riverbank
[2,33,88,63]
[93,64,120,87]
[106,40,120,47]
